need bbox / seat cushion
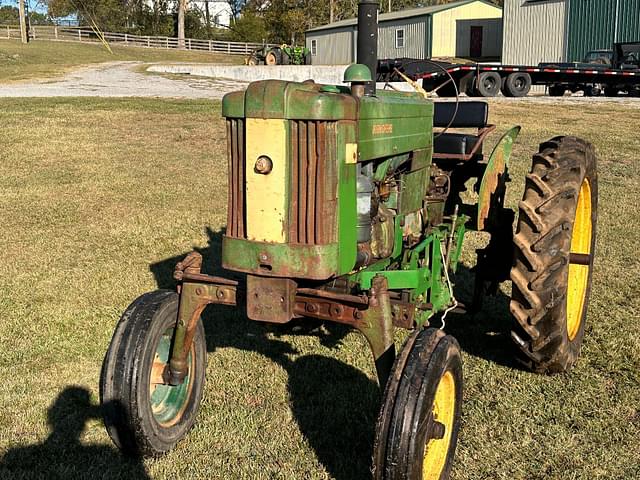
[433,101,488,128]
[433,133,480,156]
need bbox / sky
[0,0,48,13]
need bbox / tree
[46,0,129,31]
[178,0,187,47]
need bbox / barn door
[470,26,483,58]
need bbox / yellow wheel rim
[566,179,593,341]
[423,371,456,479]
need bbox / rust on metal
[294,296,367,327]
[569,253,591,265]
[174,252,238,285]
[227,118,246,239]
[432,125,496,161]
[246,275,297,323]
[296,288,369,305]
[168,252,238,385]
[390,301,416,329]
[289,120,337,245]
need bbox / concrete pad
[146,64,417,92]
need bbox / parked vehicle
[379,41,640,98]
[100,2,599,478]
[247,44,312,66]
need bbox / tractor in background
[100,1,598,478]
[247,43,312,66]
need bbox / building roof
[306,0,501,33]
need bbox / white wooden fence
[1,25,271,55]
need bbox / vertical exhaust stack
[357,0,379,96]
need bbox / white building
[145,0,232,28]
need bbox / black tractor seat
[432,101,495,161]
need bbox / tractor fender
[477,126,521,231]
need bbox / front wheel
[510,137,597,373]
[100,290,206,456]
[373,328,463,479]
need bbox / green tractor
[247,43,312,66]
[100,1,597,477]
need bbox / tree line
[3,0,503,44]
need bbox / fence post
[166,37,169,49]
[227,42,231,54]
[245,43,249,54]
[147,36,150,48]
[125,33,128,45]
[78,29,81,42]
[209,40,212,52]
[6,26,9,39]
[54,25,58,40]
[188,38,192,50]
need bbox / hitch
[168,252,237,385]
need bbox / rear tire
[265,49,282,65]
[100,290,207,456]
[473,71,501,97]
[373,328,463,479]
[510,137,597,373]
[502,72,532,97]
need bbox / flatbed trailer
[378,58,640,98]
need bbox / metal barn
[503,0,640,65]
[305,0,503,65]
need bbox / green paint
[337,121,358,275]
[151,327,192,425]
[357,92,433,161]
[222,236,340,280]
[477,126,521,231]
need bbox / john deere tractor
[247,44,312,66]
[100,1,597,477]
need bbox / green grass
[0,39,242,82]
[0,97,639,479]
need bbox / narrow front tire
[100,290,207,456]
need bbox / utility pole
[388,0,391,13]
[19,0,28,44]
[178,0,187,49]
[330,0,334,23]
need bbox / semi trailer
[379,42,640,98]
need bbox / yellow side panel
[431,1,502,58]
[245,118,288,243]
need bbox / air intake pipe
[357,0,379,96]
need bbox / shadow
[145,227,524,478]
[0,386,150,480]
[149,227,377,480]
[443,265,526,371]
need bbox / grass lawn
[0,96,639,479]
[0,39,243,83]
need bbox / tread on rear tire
[510,136,598,373]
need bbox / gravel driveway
[1,61,639,108]
[0,61,247,99]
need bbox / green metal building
[503,0,640,65]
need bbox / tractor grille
[226,118,246,238]
[226,118,337,244]
[289,120,337,245]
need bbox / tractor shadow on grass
[148,227,524,479]
[0,386,150,480]
[150,227,377,480]
[443,266,527,371]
